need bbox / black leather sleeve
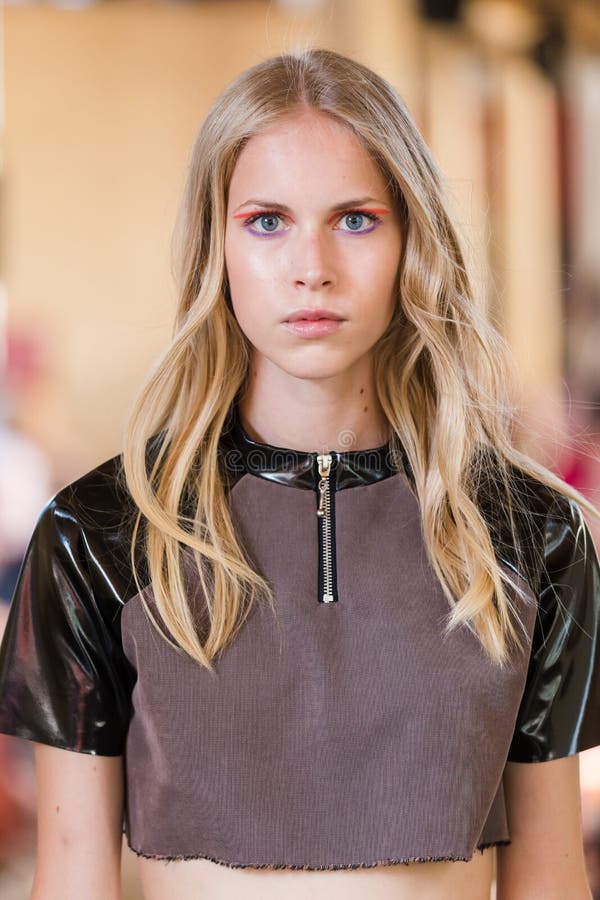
[0,490,133,756]
[507,493,600,763]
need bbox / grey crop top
[0,401,600,870]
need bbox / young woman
[0,48,599,900]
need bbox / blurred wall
[1,0,431,483]
[2,1,326,479]
[1,0,569,484]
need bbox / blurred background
[0,0,599,897]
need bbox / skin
[497,755,592,898]
[224,107,403,453]
[29,109,593,900]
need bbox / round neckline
[221,402,410,491]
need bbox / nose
[291,229,335,291]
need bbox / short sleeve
[507,494,600,763]
[0,492,133,756]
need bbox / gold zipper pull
[316,453,331,517]
[317,480,327,517]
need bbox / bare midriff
[136,846,495,900]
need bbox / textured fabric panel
[121,472,537,866]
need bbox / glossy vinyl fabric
[218,404,404,491]
[507,494,600,761]
[0,407,599,775]
[0,458,139,756]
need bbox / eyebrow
[232,196,390,217]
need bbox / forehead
[228,110,389,201]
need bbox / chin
[274,358,358,382]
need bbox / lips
[285,309,345,323]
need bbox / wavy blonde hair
[122,47,600,673]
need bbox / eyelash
[241,209,383,237]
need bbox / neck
[235,387,390,456]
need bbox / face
[224,109,403,387]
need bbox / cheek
[226,230,275,283]
[360,249,399,312]
[226,238,281,317]
[378,240,401,301]
[357,256,399,340]
[224,230,244,289]
[229,286,258,339]
[225,258,272,345]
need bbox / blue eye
[339,212,381,233]
[241,208,383,238]
[256,214,280,232]
[343,213,367,231]
[244,213,283,235]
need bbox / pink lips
[285,308,344,323]
[283,308,346,338]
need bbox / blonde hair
[122,47,600,673]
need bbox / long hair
[122,47,600,672]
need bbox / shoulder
[53,451,129,520]
[506,467,597,595]
[42,432,166,573]
[475,456,576,593]
[33,443,156,601]
[51,429,166,516]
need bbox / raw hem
[126,837,511,869]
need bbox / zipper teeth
[322,481,333,598]
[317,453,335,603]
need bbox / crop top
[1,400,600,870]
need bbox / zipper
[316,452,339,604]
